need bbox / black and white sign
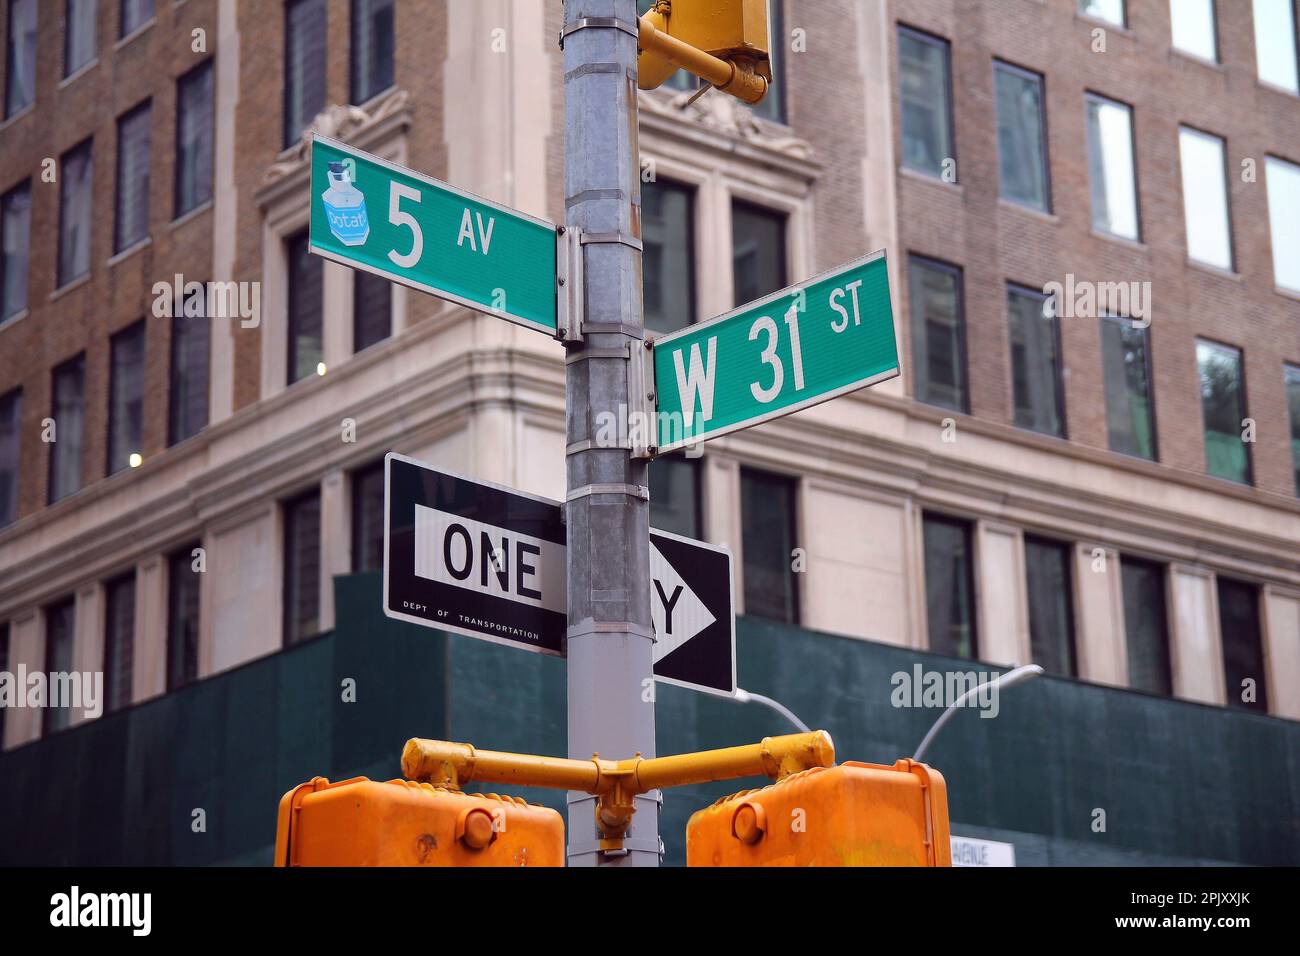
[384,453,568,655]
[383,453,736,695]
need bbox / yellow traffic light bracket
[402,730,835,854]
[637,0,771,105]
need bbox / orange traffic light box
[687,759,951,867]
[275,776,565,867]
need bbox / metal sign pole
[561,0,659,866]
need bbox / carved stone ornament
[264,87,411,183]
[639,86,812,160]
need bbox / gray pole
[562,0,659,867]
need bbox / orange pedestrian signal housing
[275,776,565,867]
[686,759,952,867]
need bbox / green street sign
[309,135,558,334]
[650,251,898,453]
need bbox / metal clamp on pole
[558,15,639,50]
[628,339,657,460]
[556,225,584,342]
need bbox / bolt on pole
[562,0,659,866]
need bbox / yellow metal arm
[401,731,836,853]
[637,14,768,104]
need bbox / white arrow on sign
[649,539,716,663]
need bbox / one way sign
[384,454,735,697]
[648,529,735,697]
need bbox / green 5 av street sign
[650,251,899,453]
[309,135,558,334]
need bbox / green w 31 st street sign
[650,251,899,453]
[309,135,558,334]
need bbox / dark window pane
[350,461,384,573]
[169,285,210,445]
[1008,286,1064,436]
[1196,340,1251,484]
[103,572,135,712]
[740,468,798,624]
[283,490,321,645]
[1121,557,1170,695]
[649,454,701,540]
[732,200,786,306]
[288,231,323,383]
[923,514,978,659]
[0,388,20,527]
[49,354,86,503]
[43,598,76,734]
[750,0,785,122]
[167,546,200,691]
[351,0,394,104]
[0,621,8,743]
[1287,364,1300,496]
[898,27,953,178]
[908,256,967,411]
[65,0,97,77]
[58,140,94,286]
[175,60,214,217]
[107,321,146,475]
[120,0,153,37]
[285,0,327,148]
[2,180,32,319]
[642,179,695,333]
[1217,577,1267,712]
[5,0,37,117]
[1025,536,1075,677]
[1100,316,1155,459]
[995,63,1049,211]
[353,269,392,351]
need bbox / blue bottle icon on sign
[321,161,370,246]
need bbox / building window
[0,621,8,743]
[120,0,153,38]
[48,353,86,504]
[649,453,702,540]
[287,231,324,383]
[166,546,200,692]
[0,388,19,527]
[43,597,76,735]
[175,60,214,218]
[351,0,394,104]
[114,101,152,254]
[1,179,31,321]
[1024,536,1076,678]
[1008,285,1065,437]
[994,61,1050,212]
[1196,339,1251,484]
[169,285,210,445]
[898,26,954,180]
[1100,315,1155,460]
[353,270,391,352]
[1265,155,1300,293]
[283,489,321,645]
[1084,94,1140,242]
[732,200,787,307]
[1121,556,1170,696]
[64,0,96,77]
[1179,127,1233,271]
[908,255,968,412]
[107,321,145,476]
[350,460,384,573]
[1080,0,1126,27]
[4,0,36,118]
[1287,364,1300,495]
[740,468,798,625]
[642,179,696,334]
[103,572,135,713]
[1217,577,1268,713]
[58,139,94,287]
[1253,0,1299,93]
[1171,0,1218,61]
[285,0,327,148]
[922,514,978,660]
[751,0,785,123]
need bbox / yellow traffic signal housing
[638,0,772,104]
[686,759,953,867]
